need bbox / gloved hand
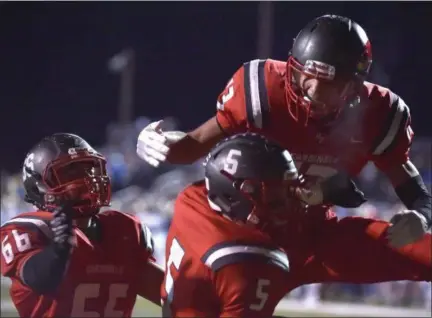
[50,205,74,254]
[387,210,429,248]
[293,172,366,208]
[320,172,367,208]
[136,120,186,168]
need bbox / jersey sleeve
[369,90,414,171]
[137,219,155,259]
[126,213,155,262]
[107,211,156,262]
[1,216,51,280]
[213,262,288,317]
[216,59,270,133]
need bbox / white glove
[136,120,186,168]
[387,210,429,248]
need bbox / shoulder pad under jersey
[201,241,290,272]
[1,212,52,240]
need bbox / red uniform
[161,181,290,317]
[1,210,155,318]
[214,59,431,283]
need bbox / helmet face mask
[238,178,300,229]
[42,151,111,216]
[286,15,372,125]
[287,57,356,120]
[22,133,112,218]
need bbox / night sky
[1,2,431,172]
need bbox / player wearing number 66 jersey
[1,133,163,318]
[162,134,313,317]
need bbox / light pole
[256,1,274,59]
[107,48,136,125]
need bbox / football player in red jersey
[138,14,431,284]
[161,134,300,317]
[161,133,427,318]
[1,133,163,318]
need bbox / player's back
[1,209,152,318]
[162,181,290,317]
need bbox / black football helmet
[204,133,300,229]
[286,14,372,124]
[22,133,111,217]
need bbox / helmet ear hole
[23,180,46,209]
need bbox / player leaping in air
[137,15,431,258]
[1,133,163,318]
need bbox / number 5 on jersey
[165,238,271,312]
[250,279,270,311]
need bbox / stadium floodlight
[108,48,136,125]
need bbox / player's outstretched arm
[137,63,251,167]
[369,91,431,246]
[165,117,225,164]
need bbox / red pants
[291,217,431,286]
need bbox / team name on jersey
[292,153,339,165]
[86,264,125,275]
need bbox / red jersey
[216,59,413,180]
[161,181,290,318]
[1,210,155,318]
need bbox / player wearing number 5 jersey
[161,133,431,318]
[1,133,163,318]
[137,15,431,261]
[161,134,302,317]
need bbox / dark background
[1,2,431,172]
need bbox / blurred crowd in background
[1,117,431,310]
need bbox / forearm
[384,161,432,227]
[166,116,225,164]
[165,134,209,164]
[138,260,164,306]
[394,174,432,227]
[22,244,70,294]
[166,133,224,164]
